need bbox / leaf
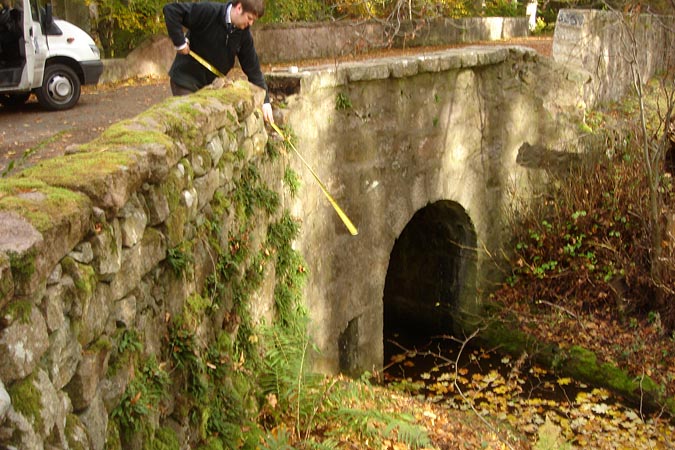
[591,403,610,415]
[556,377,573,386]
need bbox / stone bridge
[267,8,674,374]
[0,10,672,449]
[270,44,585,374]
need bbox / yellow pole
[189,51,225,78]
[189,50,358,236]
[270,122,359,236]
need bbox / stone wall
[0,81,291,449]
[552,9,675,106]
[253,16,529,63]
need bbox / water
[383,332,675,448]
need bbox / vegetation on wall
[97,120,433,448]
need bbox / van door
[23,0,48,87]
[0,0,28,90]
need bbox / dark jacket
[163,1,269,102]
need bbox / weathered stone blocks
[118,194,148,248]
[44,320,82,390]
[64,345,110,412]
[90,220,122,281]
[0,308,49,384]
[0,253,13,310]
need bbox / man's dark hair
[233,0,264,17]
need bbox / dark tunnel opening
[383,200,478,345]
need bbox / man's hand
[176,39,190,55]
[177,43,190,55]
[262,102,274,124]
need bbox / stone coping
[267,45,536,89]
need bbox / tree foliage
[82,0,673,58]
[86,0,168,57]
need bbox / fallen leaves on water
[385,345,675,449]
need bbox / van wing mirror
[41,3,61,35]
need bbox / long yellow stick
[189,50,358,236]
[189,50,225,77]
[270,122,359,236]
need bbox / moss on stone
[88,335,113,353]
[65,414,88,450]
[19,151,140,196]
[478,317,546,357]
[7,250,36,292]
[2,298,32,323]
[190,147,213,173]
[0,178,90,233]
[163,205,188,249]
[179,158,195,182]
[143,426,180,450]
[160,169,185,213]
[8,373,43,432]
[184,293,212,328]
[61,256,96,302]
[563,346,662,398]
[0,253,12,302]
[196,438,225,450]
[145,85,249,148]
[76,120,175,155]
[479,306,675,415]
[102,121,172,144]
[218,151,238,168]
[105,418,122,450]
[211,190,231,218]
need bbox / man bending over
[163,0,274,123]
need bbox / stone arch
[383,200,478,339]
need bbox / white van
[0,0,102,110]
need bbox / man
[163,0,274,123]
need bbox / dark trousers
[170,80,194,96]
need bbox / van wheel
[35,64,81,111]
[0,93,30,107]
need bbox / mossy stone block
[20,151,146,216]
[0,252,14,309]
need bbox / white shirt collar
[226,3,232,25]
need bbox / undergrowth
[493,76,675,403]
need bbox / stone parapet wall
[0,81,287,449]
[552,10,675,106]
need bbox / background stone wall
[552,9,675,106]
[0,81,290,449]
[100,16,529,83]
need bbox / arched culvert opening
[383,200,477,343]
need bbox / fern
[326,407,431,448]
[300,439,339,449]
[260,323,324,437]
